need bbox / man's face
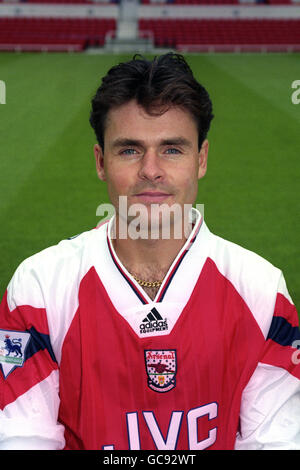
[94,99,208,233]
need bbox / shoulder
[7,223,107,308]
[198,221,281,283]
[12,228,95,276]
[5,223,108,361]
[210,230,281,280]
[204,226,283,336]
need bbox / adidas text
[140,319,168,334]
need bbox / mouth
[133,191,173,204]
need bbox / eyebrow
[111,137,193,149]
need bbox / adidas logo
[140,307,168,335]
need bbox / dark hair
[89,53,214,151]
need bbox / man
[0,53,300,450]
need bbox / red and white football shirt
[0,209,300,450]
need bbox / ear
[198,139,209,180]
[94,144,106,181]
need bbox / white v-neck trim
[92,208,211,337]
[106,208,204,304]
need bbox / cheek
[176,167,199,198]
[184,178,198,203]
[171,181,196,211]
[105,166,134,199]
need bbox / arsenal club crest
[144,349,177,393]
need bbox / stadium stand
[0,0,300,52]
[139,18,300,51]
[0,17,116,51]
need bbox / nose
[138,149,165,182]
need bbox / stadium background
[0,0,299,312]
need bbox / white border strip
[138,5,300,19]
[0,4,299,19]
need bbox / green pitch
[0,52,299,311]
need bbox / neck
[111,214,192,279]
[114,236,187,271]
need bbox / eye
[120,148,138,156]
[165,148,181,155]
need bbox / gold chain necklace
[133,275,163,288]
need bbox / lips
[133,191,172,203]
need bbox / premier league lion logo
[144,349,177,393]
[0,330,30,378]
[4,336,23,357]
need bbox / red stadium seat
[0,17,116,51]
[139,18,300,50]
